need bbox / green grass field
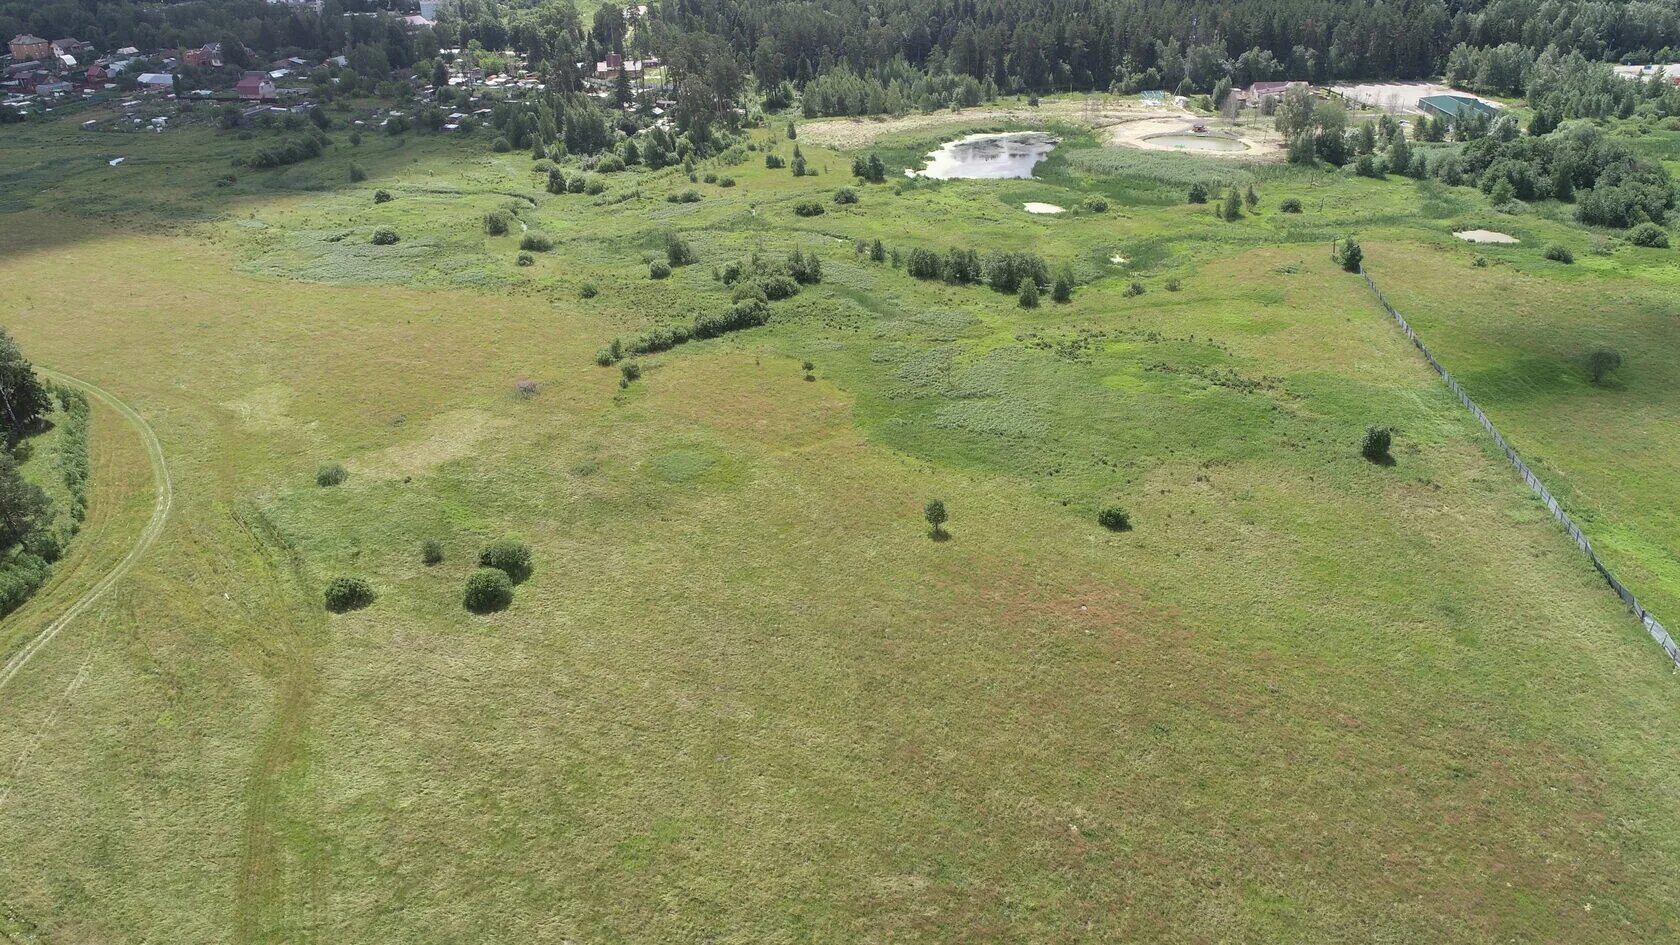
[2,99,1679,943]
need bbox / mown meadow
[1,97,1678,943]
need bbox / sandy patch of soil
[1023,202,1065,214]
[797,97,1158,149]
[1455,229,1520,244]
[1106,116,1283,160]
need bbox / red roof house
[234,72,275,100]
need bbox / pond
[908,132,1060,179]
[1143,133,1249,153]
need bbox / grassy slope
[0,104,1677,943]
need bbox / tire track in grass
[0,369,172,694]
[230,505,327,945]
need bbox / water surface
[1144,133,1248,153]
[909,132,1060,179]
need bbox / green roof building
[1418,94,1499,120]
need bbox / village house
[235,72,277,100]
[9,34,50,62]
[594,52,658,80]
[182,43,224,68]
[1244,80,1307,106]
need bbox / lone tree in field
[1339,238,1363,273]
[1361,425,1392,462]
[1222,187,1242,220]
[1587,347,1623,384]
[924,498,948,539]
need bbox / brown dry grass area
[797,96,1161,149]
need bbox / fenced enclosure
[1356,262,1680,671]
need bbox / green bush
[323,576,375,613]
[834,187,859,205]
[1083,195,1109,212]
[1097,505,1131,531]
[1187,182,1209,204]
[718,176,736,187]
[370,227,399,245]
[373,189,393,203]
[1279,198,1303,213]
[595,154,625,173]
[1361,425,1392,461]
[580,283,599,299]
[520,233,553,252]
[349,162,367,182]
[1587,347,1622,383]
[422,540,444,565]
[478,538,533,583]
[316,463,348,486]
[793,200,825,217]
[665,189,701,203]
[1544,244,1574,263]
[484,210,513,236]
[516,252,535,266]
[649,261,672,279]
[1628,223,1670,248]
[491,136,512,153]
[665,234,696,266]
[464,568,513,613]
[620,360,642,385]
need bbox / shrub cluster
[903,247,1051,295]
[316,463,348,486]
[1097,505,1131,531]
[793,200,825,217]
[1544,243,1574,263]
[244,129,329,170]
[521,233,554,252]
[484,210,514,235]
[850,153,888,182]
[370,228,400,245]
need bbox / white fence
[1357,264,1680,670]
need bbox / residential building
[235,72,277,100]
[9,34,50,62]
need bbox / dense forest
[10,0,1680,98]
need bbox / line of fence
[1355,263,1680,671]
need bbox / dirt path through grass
[0,368,172,693]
